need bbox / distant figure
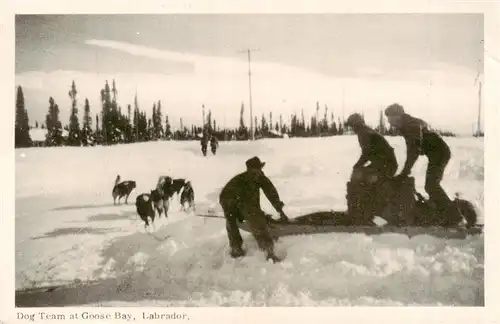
[210,135,219,155]
[384,103,461,226]
[200,135,208,157]
[219,156,289,263]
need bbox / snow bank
[15,136,484,306]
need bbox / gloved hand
[278,210,290,223]
[392,173,408,183]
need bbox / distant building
[29,128,47,147]
[29,128,70,147]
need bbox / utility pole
[341,84,345,122]
[202,104,206,131]
[134,91,139,142]
[238,48,260,140]
[477,81,482,136]
[201,105,205,128]
[474,59,483,136]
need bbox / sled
[237,211,484,240]
[237,173,482,240]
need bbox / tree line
[15,79,457,148]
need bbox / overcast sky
[15,14,483,134]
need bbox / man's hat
[246,156,266,169]
[385,103,405,117]
[345,113,365,127]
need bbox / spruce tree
[206,110,212,133]
[377,109,386,134]
[155,100,164,139]
[133,94,139,142]
[254,116,258,138]
[81,98,93,146]
[67,80,81,146]
[323,105,329,134]
[152,103,157,140]
[291,114,297,136]
[165,115,171,138]
[45,97,60,146]
[45,97,55,146]
[261,114,267,134]
[239,102,246,137]
[100,81,113,144]
[15,86,32,147]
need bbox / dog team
[112,174,195,230]
[110,103,475,263]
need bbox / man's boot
[266,253,282,263]
[264,246,282,263]
[230,246,246,258]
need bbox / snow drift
[15,135,484,306]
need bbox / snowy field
[15,135,484,306]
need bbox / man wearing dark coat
[200,134,208,156]
[346,113,398,183]
[384,103,462,226]
[219,156,289,263]
[210,135,219,155]
[345,113,399,225]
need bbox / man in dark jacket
[345,113,398,182]
[219,156,289,263]
[210,135,219,155]
[200,135,208,156]
[384,103,461,225]
[345,113,399,225]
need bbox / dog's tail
[115,174,121,186]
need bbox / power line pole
[238,48,260,140]
[341,84,345,122]
[477,81,482,135]
[474,59,483,136]
[134,90,139,142]
[202,104,206,131]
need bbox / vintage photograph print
[15,14,484,307]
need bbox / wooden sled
[237,211,484,240]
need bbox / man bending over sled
[345,113,400,226]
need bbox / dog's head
[136,193,150,205]
[150,189,162,202]
[184,181,192,190]
[173,178,186,188]
[454,198,478,228]
[158,176,173,185]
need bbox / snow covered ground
[15,135,484,306]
